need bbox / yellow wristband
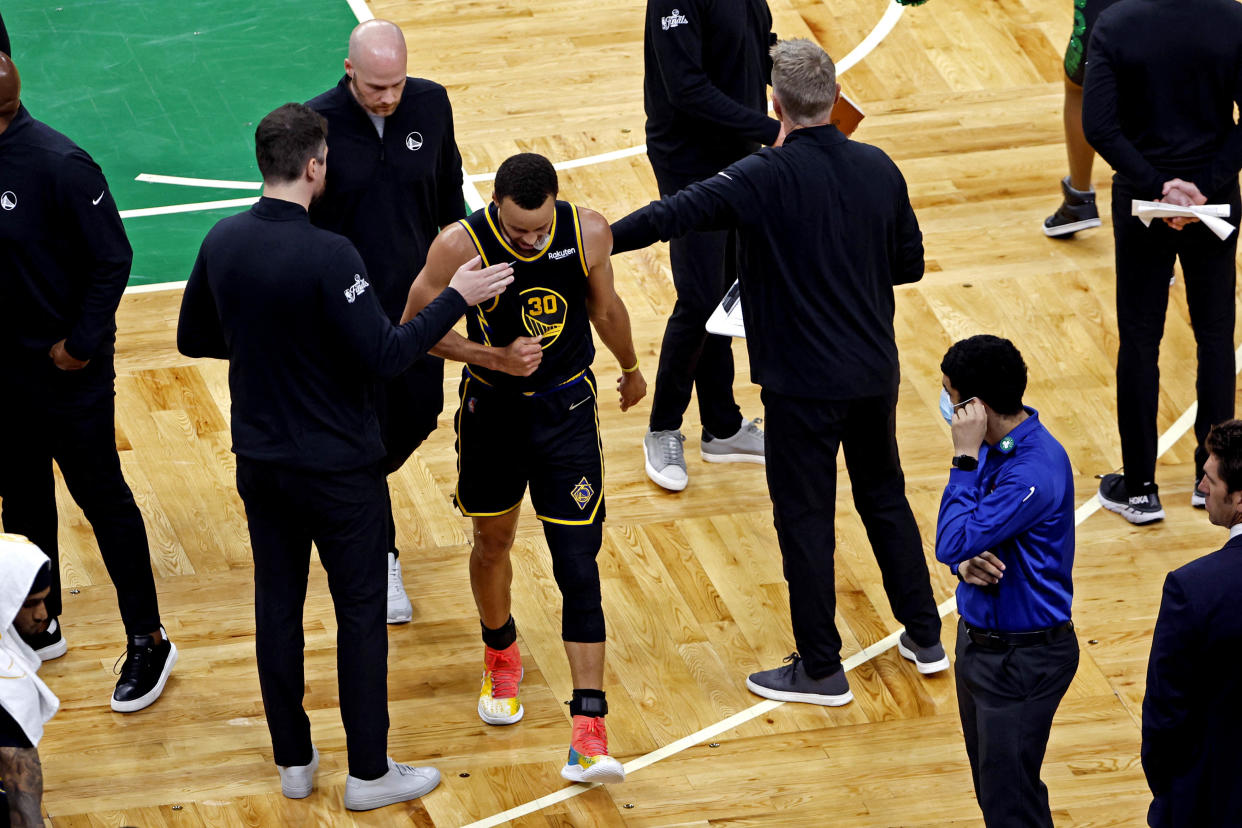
[621,359,640,374]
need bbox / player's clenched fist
[495,336,544,377]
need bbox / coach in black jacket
[0,52,174,713]
[307,19,467,622]
[177,103,510,810]
[1143,419,1242,827]
[612,39,944,703]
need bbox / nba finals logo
[520,287,568,347]
[661,9,688,29]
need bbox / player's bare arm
[402,225,540,376]
[0,746,45,827]
[581,208,646,411]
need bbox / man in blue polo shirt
[935,335,1078,828]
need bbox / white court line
[136,173,261,190]
[467,342,1240,828]
[119,196,259,220]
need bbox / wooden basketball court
[26,0,1242,824]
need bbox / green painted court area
[7,0,358,285]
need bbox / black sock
[481,615,517,651]
[570,688,607,717]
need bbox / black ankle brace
[481,615,517,651]
[570,688,607,717]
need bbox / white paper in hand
[1131,200,1235,240]
[706,280,745,338]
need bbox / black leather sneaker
[21,617,67,661]
[111,627,177,713]
[1044,176,1102,237]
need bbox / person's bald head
[0,52,20,133]
[344,20,407,117]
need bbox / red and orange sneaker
[560,715,625,784]
[478,643,524,725]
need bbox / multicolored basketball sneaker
[560,715,625,784]
[478,643,524,725]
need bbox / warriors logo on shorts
[570,477,595,511]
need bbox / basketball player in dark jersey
[401,153,645,784]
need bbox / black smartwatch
[951,454,979,471]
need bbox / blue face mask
[939,388,955,424]
[940,388,977,424]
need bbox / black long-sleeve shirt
[0,105,133,361]
[1083,0,1242,200]
[177,197,467,471]
[644,0,781,177]
[613,124,923,400]
[307,76,466,322]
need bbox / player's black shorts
[1064,0,1120,85]
[453,368,605,525]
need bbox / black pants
[1112,179,1240,493]
[377,355,444,558]
[955,618,1079,827]
[762,390,941,677]
[236,457,390,780]
[0,351,160,635]
[648,162,744,437]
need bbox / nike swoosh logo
[92,191,105,205]
[1022,486,1036,503]
[569,397,592,410]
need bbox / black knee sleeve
[543,520,605,643]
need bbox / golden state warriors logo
[521,287,568,348]
[570,477,595,511]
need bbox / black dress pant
[1112,178,1240,493]
[0,350,160,635]
[762,390,941,678]
[648,161,744,437]
[236,457,390,780]
[376,355,444,559]
[955,618,1079,827]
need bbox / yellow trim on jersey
[485,201,557,263]
[570,204,589,278]
[535,373,605,525]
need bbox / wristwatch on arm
[951,454,978,471]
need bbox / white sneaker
[278,746,319,799]
[644,429,688,491]
[700,418,765,464]
[387,552,413,624]
[344,758,440,811]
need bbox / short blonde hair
[770,39,837,125]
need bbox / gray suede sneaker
[746,653,853,706]
[701,418,765,464]
[278,746,319,799]
[897,632,950,674]
[644,429,688,491]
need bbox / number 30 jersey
[457,200,595,393]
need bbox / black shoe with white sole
[21,617,67,661]
[897,632,950,674]
[1043,176,1102,237]
[111,627,177,712]
[1192,477,1207,509]
[1097,473,1165,524]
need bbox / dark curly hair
[494,153,558,210]
[940,335,1027,416]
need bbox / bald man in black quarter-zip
[307,19,467,623]
[639,0,782,493]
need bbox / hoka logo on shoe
[661,9,689,29]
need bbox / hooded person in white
[0,534,60,746]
